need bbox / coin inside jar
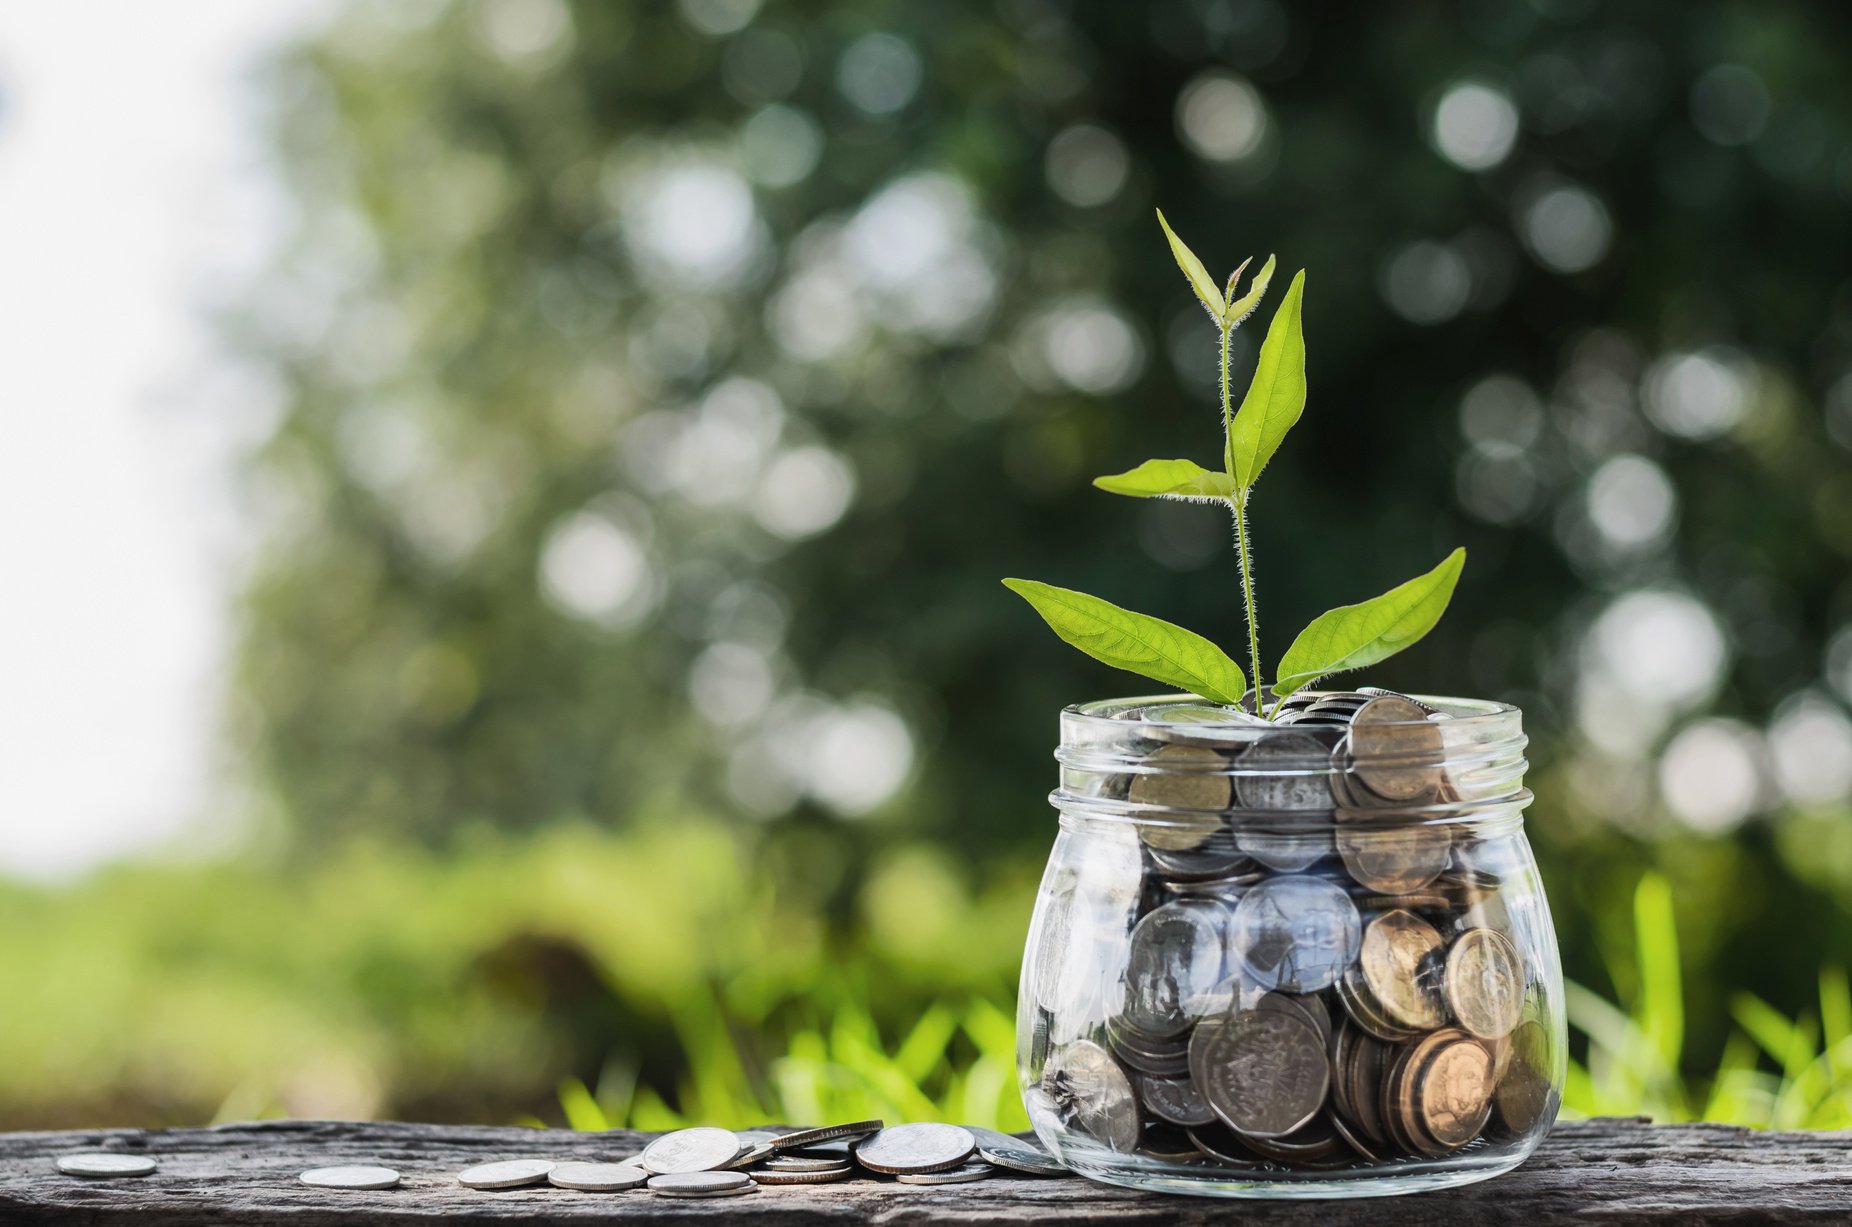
[1348,696,1446,802]
[1122,898,1230,1036]
[1445,927,1526,1040]
[1336,820,1452,894]
[1359,909,1448,1030]
[1042,1040,1141,1152]
[1229,874,1361,993]
[1198,1007,1329,1139]
[1413,1031,1496,1150]
[1128,744,1231,851]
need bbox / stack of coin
[1033,689,1555,1173]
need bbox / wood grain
[1,1118,1847,1224]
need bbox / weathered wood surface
[1,1118,1847,1225]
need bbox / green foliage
[1092,458,1236,502]
[1564,874,1852,1128]
[1273,548,1467,703]
[1226,269,1308,492]
[1010,217,1460,708]
[1001,580,1246,706]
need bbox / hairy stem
[1231,494,1262,712]
[1219,324,1262,710]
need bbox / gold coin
[1412,1032,1495,1151]
[1336,969,1421,1043]
[1360,910,1448,1031]
[1445,928,1525,1040]
[1337,823,1452,895]
[1349,697,1445,802]
[1494,1019,1554,1136]
[1128,745,1231,851]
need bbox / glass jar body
[1017,694,1564,1199]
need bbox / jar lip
[1063,692,1520,738]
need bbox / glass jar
[1017,693,1563,1199]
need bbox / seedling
[1005,211,1465,716]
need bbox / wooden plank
[0,1118,1847,1224]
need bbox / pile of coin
[1031,688,1555,1174]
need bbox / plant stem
[1219,324,1262,711]
[1231,493,1262,712]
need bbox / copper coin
[1338,822,1452,895]
[1494,1019,1555,1136]
[1413,1032,1496,1150]
[1360,910,1448,1030]
[1445,928,1526,1040]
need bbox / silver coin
[1122,899,1229,1036]
[733,1129,787,1147]
[960,1126,1068,1176]
[852,1123,976,1174]
[1200,1008,1329,1139]
[56,1153,156,1178]
[1043,1040,1141,1152]
[300,1165,401,1190]
[895,1162,994,1185]
[648,1170,755,1197]
[546,1161,649,1191]
[761,1154,849,1171]
[1137,1074,1216,1127]
[1230,875,1362,993]
[768,1119,883,1151]
[639,1126,743,1174]
[727,1140,775,1168]
[456,1158,554,1189]
[750,1165,853,1184]
[1232,732,1337,871]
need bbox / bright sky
[0,1,327,880]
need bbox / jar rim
[1062,692,1520,736]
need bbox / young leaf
[1223,253,1278,330]
[1156,209,1225,326]
[1226,268,1307,490]
[1093,458,1237,503]
[1002,578,1247,706]
[1271,547,1466,702]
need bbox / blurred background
[3,0,1851,1133]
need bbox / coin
[1122,899,1229,1036]
[1230,874,1361,993]
[1413,1031,1496,1150]
[768,1120,883,1151]
[55,1153,157,1178]
[1136,1074,1215,1127]
[962,1126,1068,1175]
[1237,1114,1348,1166]
[1200,1007,1329,1139]
[457,1158,554,1189]
[1349,697,1445,802]
[1147,833,1252,882]
[547,1162,649,1191]
[1185,1120,1265,1165]
[1337,821,1451,894]
[1446,927,1525,1040]
[1325,1108,1382,1162]
[749,1165,853,1184]
[1356,687,1441,715]
[1253,990,1332,1049]
[1336,967,1421,1043]
[639,1126,744,1174]
[895,1162,994,1184]
[727,1140,775,1168]
[1359,909,1447,1030]
[648,1171,756,1197]
[1495,1019,1555,1136]
[733,1129,788,1146]
[1232,731,1337,872]
[1129,745,1231,851]
[1106,1016,1191,1077]
[300,1165,401,1190]
[1043,1040,1141,1152]
[851,1123,977,1174]
[762,1154,850,1171]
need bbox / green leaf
[1223,253,1277,330]
[1226,268,1307,489]
[1002,578,1247,706]
[1093,458,1237,503]
[1271,547,1465,700]
[1156,209,1225,325]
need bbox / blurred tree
[233,0,1852,1061]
